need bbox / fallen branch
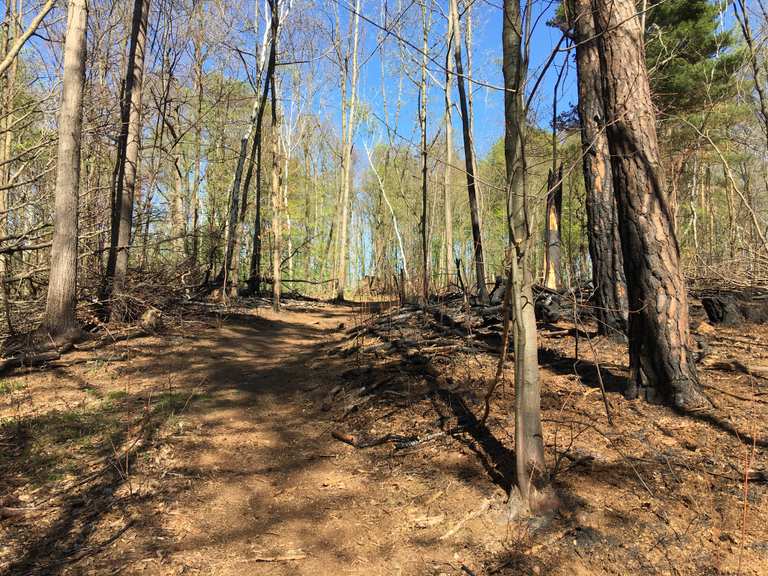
[332,427,464,450]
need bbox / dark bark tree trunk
[543,165,563,291]
[570,0,628,337]
[103,0,150,310]
[42,0,88,345]
[247,0,280,296]
[449,0,488,303]
[419,0,429,301]
[592,0,709,409]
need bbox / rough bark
[571,0,628,337]
[592,0,709,409]
[221,136,248,298]
[449,0,488,303]
[42,0,88,344]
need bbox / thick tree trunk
[42,0,88,344]
[449,0,488,303]
[0,1,20,334]
[592,0,709,409]
[104,0,150,308]
[571,0,628,338]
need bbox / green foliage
[645,0,742,115]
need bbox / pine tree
[645,0,741,116]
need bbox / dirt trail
[0,304,505,575]
[133,305,502,575]
[7,302,764,575]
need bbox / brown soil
[0,300,766,575]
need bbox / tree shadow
[538,347,628,394]
[1,390,181,575]
[429,386,517,493]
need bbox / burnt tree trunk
[543,165,563,291]
[571,0,627,338]
[592,0,709,409]
[42,0,88,344]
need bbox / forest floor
[0,297,766,575]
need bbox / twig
[240,552,307,562]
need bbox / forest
[0,0,766,574]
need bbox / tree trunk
[571,0,628,338]
[191,22,205,265]
[443,14,455,288]
[419,1,430,301]
[42,0,88,344]
[171,153,186,256]
[592,0,709,409]
[104,0,150,309]
[449,0,488,303]
[224,6,273,298]
[247,0,280,296]
[335,0,361,301]
[270,72,282,312]
[543,165,563,291]
[221,135,248,299]
[0,0,20,334]
[503,0,550,514]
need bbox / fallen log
[0,350,60,373]
[702,294,768,325]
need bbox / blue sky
[335,0,573,158]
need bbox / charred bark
[592,0,709,409]
[543,165,563,291]
[570,0,628,338]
